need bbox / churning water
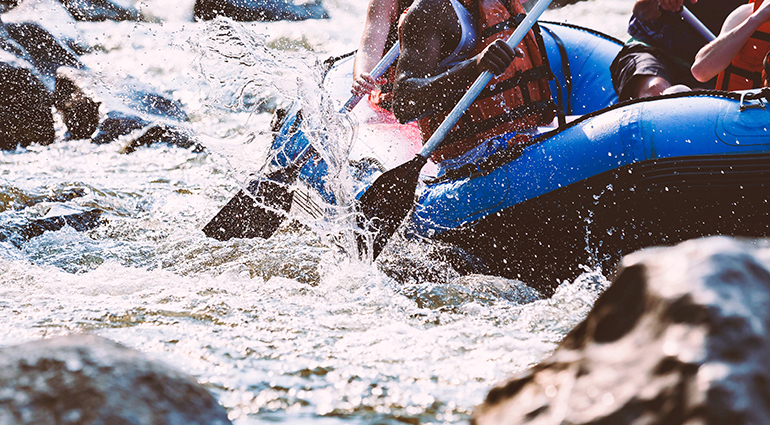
[0,0,632,423]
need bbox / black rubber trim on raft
[538,20,624,46]
[426,88,770,185]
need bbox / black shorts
[610,43,706,101]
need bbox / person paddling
[391,0,556,171]
[691,0,770,89]
[610,0,744,101]
[351,0,412,109]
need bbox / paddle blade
[357,155,427,259]
[202,168,295,241]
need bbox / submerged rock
[194,0,329,22]
[0,209,102,247]
[0,334,233,425]
[473,236,770,425]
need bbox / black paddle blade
[357,155,427,259]
[202,167,296,241]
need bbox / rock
[0,334,233,425]
[0,50,55,150]
[50,66,196,149]
[0,0,19,13]
[472,236,770,425]
[0,209,103,247]
[118,123,202,154]
[0,14,195,151]
[91,110,149,144]
[56,0,143,22]
[54,67,100,140]
[194,0,329,22]
[4,21,82,80]
[2,0,91,54]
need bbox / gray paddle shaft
[342,41,401,112]
[682,6,716,42]
[417,0,554,159]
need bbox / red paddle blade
[357,155,427,259]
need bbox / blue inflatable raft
[269,22,770,295]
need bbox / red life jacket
[418,0,556,162]
[715,0,770,90]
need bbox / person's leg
[611,44,677,101]
[629,75,672,98]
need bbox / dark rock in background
[472,236,770,425]
[0,13,197,151]
[57,0,143,22]
[54,67,100,140]
[0,0,19,13]
[194,0,329,22]
[4,20,82,79]
[0,333,233,425]
[0,51,55,149]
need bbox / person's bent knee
[629,75,672,99]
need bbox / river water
[0,0,632,423]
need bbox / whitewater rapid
[0,0,632,423]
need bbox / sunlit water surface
[0,1,632,423]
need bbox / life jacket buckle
[739,91,766,111]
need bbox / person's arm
[691,3,764,82]
[352,0,399,96]
[391,0,517,123]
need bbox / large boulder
[473,236,770,425]
[194,0,329,22]
[0,334,232,425]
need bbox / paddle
[356,0,553,259]
[203,42,400,241]
[681,5,716,42]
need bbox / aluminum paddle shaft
[343,41,400,111]
[681,6,716,42]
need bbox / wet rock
[472,236,770,425]
[91,110,148,144]
[4,21,82,80]
[194,0,329,22]
[52,66,196,149]
[0,208,102,247]
[119,123,202,154]
[0,1,19,13]
[0,333,233,425]
[0,50,55,150]
[2,0,91,54]
[54,67,100,140]
[56,0,143,22]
